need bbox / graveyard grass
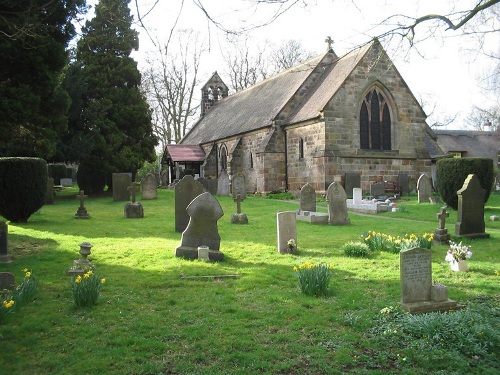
[0,189,499,374]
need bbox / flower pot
[450,260,468,272]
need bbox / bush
[266,191,295,200]
[436,157,494,210]
[342,241,371,257]
[47,163,67,185]
[0,157,47,222]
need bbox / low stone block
[124,202,144,218]
[431,284,448,302]
[231,213,248,224]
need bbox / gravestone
[433,206,451,244]
[0,272,15,290]
[417,174,432,203]
[352,188,363,205]
[277,211,297,254]
[400,247,460,313]
[74,190,90,219]
[112,173,132,201]
[326,182,350,225]
[217,170,230,196]
[45,178,54,205]
[124,183,144,218]
[344,172,361,198]
[160,169,168,187]
[455,174,490,239]
[0,221,11,263]
[175,192,224,261]
[174,175,205,233]
[141,173,157,200]
[299,183,316,212]
[231,173,248,224]
[60,178,73,186]
[198,177,217,195]
[370,182,385,198]
[398,172,409,196]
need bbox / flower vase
[450,260,468,272]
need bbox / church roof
[163,144,206,162]
[181,42,374,145]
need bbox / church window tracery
[360,88,391,150]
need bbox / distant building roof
[163,144,206,163]
[434,130,499,158]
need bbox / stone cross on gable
[325,36,334,50]
[234,194,243,214]
[436,206,449,230]
[127,183,140,203]
[76,190,87,209]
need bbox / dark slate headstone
[326,182,350,225]
[141,173,157,200]
[370,182,385,198]
[398,172,409,196]
[0,221,11,263]
[417,174,432,203]
[175,192,224,261]
[455,174,490,239]
[217,170,230,196]
[299,183,316,212]
[344,172,361,198]
[0,272,15,290]
[45,178,54,205]
[112,173,132,201]
[174,175,205,233]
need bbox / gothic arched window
[360,88,391,150]
[219,144,228,171]
[299,138,304,159]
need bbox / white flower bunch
[445,241,472,262]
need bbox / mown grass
[0,189,499,374]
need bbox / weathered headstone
[124,183,144,218]
[398,172,409,196]
[326,182,350,225]
[174,175,205,232]
[175,192,224,261]
[433,206,450,244]
[344,172,361,198]
[400,247,460,313]
[141,173,157,200]
[232,173,246,200]
[0,221,11,263]
[455,174,490,239]
[299,183,316,212]
[277,211,297,254]
[112,173,132,201]
[160,169,168,187]
[45,178,54,205]
[0,272,15,290]
[352,188,363,205]
[60,178,73,186]
[370,182,385,198]
[417,174,432,203]
[74,190,90,219]
[217,170,230,196]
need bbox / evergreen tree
[65,0,157,193]
[0,0,86,158]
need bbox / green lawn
[0,189,499,374]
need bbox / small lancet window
[299,138,304,159]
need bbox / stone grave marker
[45,177,54,205]
[455,174,490,239]
[124,182,144,218]
[175,192,224,261]
[0,221,11,263]
[277,211,297,254]
[352,188,363,205]
[326,182,350,225]
[141,173,157,200]
[60,178,73,186]
[400,247,460,313]
[160,169,168,187]
[417,174,432,203]
[231,173,248,224]
[112,173,132,201]
[344,172,361,198]
[398,172,409,196]
[370,182,385,198]
[0,272,15,290]
[74,190,90,219]
[68,242,94,275]
[433,206,451,244]
[299,183,316,213]
[217,170,230,196]
[175,175,205,232]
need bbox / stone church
[167,38,445,194]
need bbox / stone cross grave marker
[231,194,248,224]
[0,221,11,263]
[400,247,460,313]
[217,170,230,196]
[141,173,157,200]
[127,182,140,203]
[75,190,89,219]
[232,173,246,201]
[0,272,15,290]
[112,173,132,201]
[326,181,350,225]
[417,174,432,203]
[433,206,450,244]
[175,192,224,261]
[124,182,144,218]
[299,183,316,213]
[455,174,490,239]
[174,175,205,232]
[277,211,297,254]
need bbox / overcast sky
[84,0,500,129]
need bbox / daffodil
[2,300,15,308]
[101,278,106,284]
[75,275,82,283]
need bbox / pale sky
[84,0,500,129]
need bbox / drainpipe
[284,127,289,191]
